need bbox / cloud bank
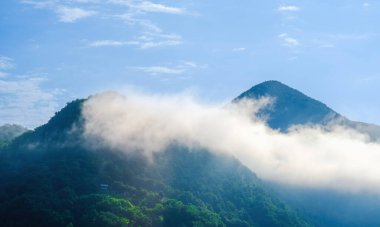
[56,6,96,23]
[82,92,380,194]
[278,5,301,12]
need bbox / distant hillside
[0,124,28,148]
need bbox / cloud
[20,0,52,8]
[134,61,206,75]
[88,40,137,47]
[363,2,370,7]
[232,47,247,52]
[0,77,63,129]
[21,1,96,23]
[136,66,185,75]
[0,56,14,70]
[56,6,96,23]
[279,33,300,47]
[0,56,63,128]
[22,0,186,48]
[108,2,187,49]
[83,92,380,194]
[88,32,183,49]
[316,42,335,48]
[278,5,301,12]
[112,14,183,48]
[138,39,182,49]
[115,13,163,33]
[73,0,100,3]
[110,0,185,14]
[134,1,184,14]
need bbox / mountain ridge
[1,80,379,226]
[0,90,311,226]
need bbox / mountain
[1,81,378,227]
[0,124,28,148]
[0,100,311,227]
[236,80,380,140]
[237,80,380,226]
[235,80,339,131]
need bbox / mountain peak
[236,80,304,100]
[235,80,339,130]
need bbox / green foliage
[74,194,147,226]
[162,199,224,227]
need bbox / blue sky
[1,0,379,128]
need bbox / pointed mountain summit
[235,80,339,131]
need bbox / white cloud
[134,1,184,14]
[88,38,181,49]
[0,57,63,128]
[73,0,100,3]
[135,61,206,75]
[363,2,370,7]
[22,0,186,48]
[83,92,380,194]
[110,0,185,14]
[279,33,300,47]
[21,1,96,23]
[116,14,163,33]
[110,13,184,49]
[20,0,53,8]
[56,6,96,23]
[137,66,185,75]
[0,56,14,70]
[138,32,183,48]
[139,39,182,49]
[88,32,182,49]
[284,37,299,46]
[89,40,124,47]
[181,61,205,68]
[88,40,137,47]
[232,47,247,52]
[0,77,63,128]
[278,5,301,12]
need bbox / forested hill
[0,99,311,227]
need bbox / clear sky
[1,0,379,128]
